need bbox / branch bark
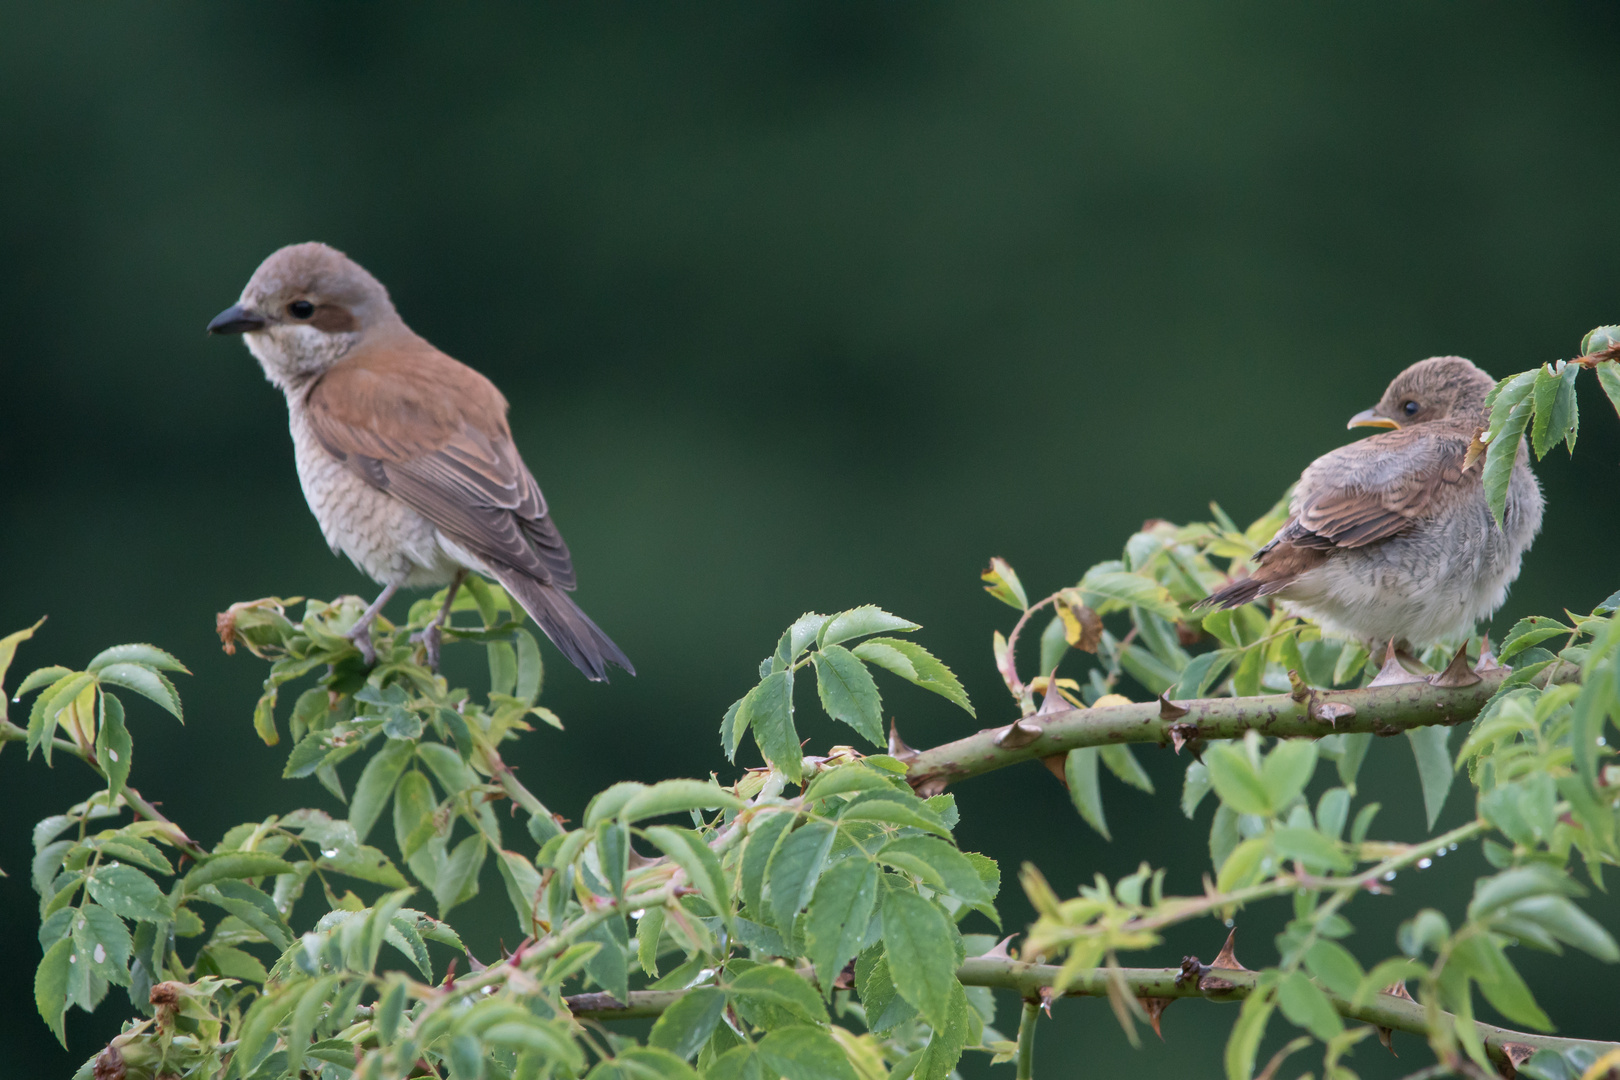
[903,666,1532,792]
[562,955,1619,1066]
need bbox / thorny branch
[897,662,1557,795]
[562,955,1620,1066]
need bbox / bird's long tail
[489,569,635,682]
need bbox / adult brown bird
[208,242,633,680]
[1200,356,1543,654]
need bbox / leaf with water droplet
[96,692,131,801]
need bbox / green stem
[401,778,800,1038]
[1316,819,1489,925]
[1,718,203,854]
[481,742,554,822]
[122,784,205,855]
[1259,819,1493,989]
[1015,999,1039,1080]
[405,880,676,1042]
[905,665,1555,792]
[1390,1066,1458,1080]
[1105,817,1491,943]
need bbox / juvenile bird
[1200,356,1542,654]
[208,242,633,680]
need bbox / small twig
[1393,1064,1460,1080]
[1000,594,1062,697]
[1,718,205,855]
[1100,624,1139,692]
[1015,999,1039,1080]
[399,772,795,1047]
[123,785,205,856]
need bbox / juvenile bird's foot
[345,623,378,667]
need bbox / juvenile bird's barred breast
[285,404,463,589]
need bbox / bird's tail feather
[490,569,635,682]
[1195,542,1322,612]
[1195,573,1292,611]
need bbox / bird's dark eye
[287,300,315,319]
[1402,400,1420,417]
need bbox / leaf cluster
[993,542,1620,1076]
[8,323,1620,1080]
[1476,324,1620,526]
[721,606,972,784]
[7,593,1007,1080]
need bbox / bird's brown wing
[1202,425,1474,608]
[302,339,575,588]
[1283,425,1473,551]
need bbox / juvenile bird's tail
[1196,574,1286,610]
[491,569,635,682]
[1194,542,1324,611]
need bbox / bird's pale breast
[1281,458,1542,648]
[286,403,462,588]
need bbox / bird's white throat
[245,323,360,392]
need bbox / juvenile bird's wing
[1201,425,1475,608]
[302,339,576,588]
[1283,425,1474,551]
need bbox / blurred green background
[4,2,1619,1073]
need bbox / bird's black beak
[207,304,267,335]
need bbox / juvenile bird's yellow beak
[1348,407,1400,430]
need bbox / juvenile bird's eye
[1403,400,1419,416]
[287,300,315,319]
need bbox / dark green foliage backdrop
[3,3,1619,1073]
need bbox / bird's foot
[343,582,400,669]
[410,570,464,675]
[345,623,378,667]
[411,623,445,674]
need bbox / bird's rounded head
[207,242,404,389]
[1348,355,1496,431]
